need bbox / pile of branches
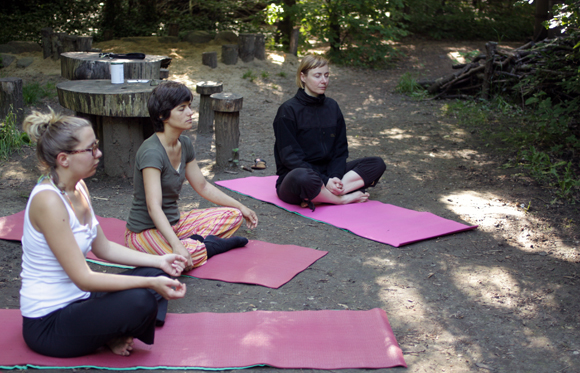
[418,36,580,101]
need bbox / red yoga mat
[0,212,327,289]
[0,308,406,370]
[216,175,477,247]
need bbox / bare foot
[300,201,309,208]
[107,336,134,356]
[341,191,369,204]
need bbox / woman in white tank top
[19,109,187,358]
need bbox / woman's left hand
[240,206,258,229]
[159,254,187,276]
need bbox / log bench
[60,52,171,81]
[56,79,158,177]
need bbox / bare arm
[185,159,258,229]
[142,167,193,268]
[29,191,186,300]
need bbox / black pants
[22,267,169,358]
[277,156,386,208]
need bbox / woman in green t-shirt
[125,82,258,271]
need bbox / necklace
[38,175,76,213]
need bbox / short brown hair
[296,54,329,89]
[148,81,193,132]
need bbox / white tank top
[20,182,98,318]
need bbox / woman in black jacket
[273,54,386,211]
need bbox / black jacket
[273,88,348,188]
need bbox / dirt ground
[1,37,579,373]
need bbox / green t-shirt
[126,134,196,233]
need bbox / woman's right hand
[153,277,187,300]
[172,243,194,272]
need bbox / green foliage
[446,97,580,200]
[242,70,258,82]
[276,71,288,78]
[296,0,408,68]
[0,108,30,160]
[261,71,270,79]
[403,0,534,41]
[0,0,101,44]
[395,72,428,99]
[22,82,57,106]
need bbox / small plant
[0,107,30,159]
[395,72,428,99]
[261,71,269,79]
[276,71,287,78]
[22,82,56,106]
[242,70,257,82]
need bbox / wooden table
[57,79,157,177]
[60,52,170,80]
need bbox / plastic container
[110,62,124,84]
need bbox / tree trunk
[211,92,243,168]
[196,81,223,134]
[202,52,218,68]
[289,27,300,56]
[0,78,24,126]
[254,34,266,60]
[238,34,256,63]
[41,28,53,59]
[51,32,66,60]
[62,35,78,53]
[168,23,179,37]
[222,44,239,65]
[534,0,550,41]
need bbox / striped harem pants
[125,207,243,268]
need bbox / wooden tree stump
[202,51,218,68]
[62,35,78,53]
[0,78,24,126]
[482,41,498,100]
[61,52,168,80]
[77,36,93,52]
[222,44,238,65]
[238,34,255,63]
[168,23,179,37]
[211,92,243,168]
[50,32,66,60]
[254,34,265,60]
[57,80,156,177]
[159,68,169,79]
[41,28,53,59]
[196,81,223,134]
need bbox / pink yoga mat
[0,210,127,245]
[0,308,406,370]
[216,175,477,247]
[0,212,326,288]
[87,241,327,289]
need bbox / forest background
[1,0,579,201]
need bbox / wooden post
[222,44,238,65]
[62,34,78,53]
[41,27,53,59]
[211,92,243,168]
[77,36,93,52]
[159,68,169,79]
[168,23,179,37]
[482,41,497,100]
[289,27,300,56]
[0,78,24,126]
[51,32,66,60]
[254,34,265,60]
[196,81,223,134]
[202,51,218,68]
[238,34,255,63]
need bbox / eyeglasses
[64,140,100,157]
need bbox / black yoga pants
[22,267,169,358]
[277,156,387,206]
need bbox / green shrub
[0,108,30,160]
[22,82,56,106]
[395,72,428,99]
